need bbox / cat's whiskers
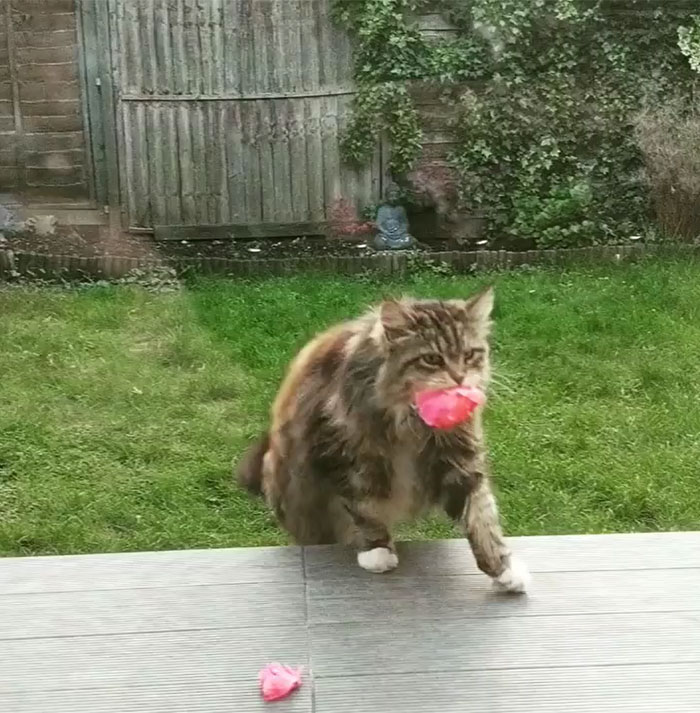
[488,371,517,397]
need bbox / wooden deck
[2,532,699,712]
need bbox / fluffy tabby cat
[236,287,529,592]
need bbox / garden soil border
[1,243,698,282]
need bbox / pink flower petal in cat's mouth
[414,386,486,429]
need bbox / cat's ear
[464,286,494,330]
[380,299,412,341]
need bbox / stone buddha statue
[373,182,416,250]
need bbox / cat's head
[375,288,494,407]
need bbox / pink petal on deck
[258,663,303,702]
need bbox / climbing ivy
[331,0,489,174]
[678,15,700,73]
[332,0,697,246]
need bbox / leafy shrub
[327,198,375,239]
[511,180,598,248]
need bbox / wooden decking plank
[0,581,305,639]
[310,611,700,677]
[307,567,700,624]
[0,546,303,595]
[2,681,312,713]
[314,663,700,713]
[1,626,309,694]
[303,532,700,580]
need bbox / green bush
[511,180,598,248]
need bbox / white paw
[493,557,531,593]
[357,547,399,574]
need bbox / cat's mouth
[412,386,486,429]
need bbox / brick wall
[0,0,87,199]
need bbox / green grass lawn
[1,259,700,556]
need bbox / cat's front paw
[493,557,530,594]
[357,547,399,574]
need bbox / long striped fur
[235,287,529,588]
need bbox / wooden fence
[0,0,89,198]
[81,0,381,233]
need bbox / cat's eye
[464,348,484,362]
[421,353,444,368]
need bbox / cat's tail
[235,432,270,497]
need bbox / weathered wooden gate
[82,0,381,235]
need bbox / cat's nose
[448,367,465,385]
